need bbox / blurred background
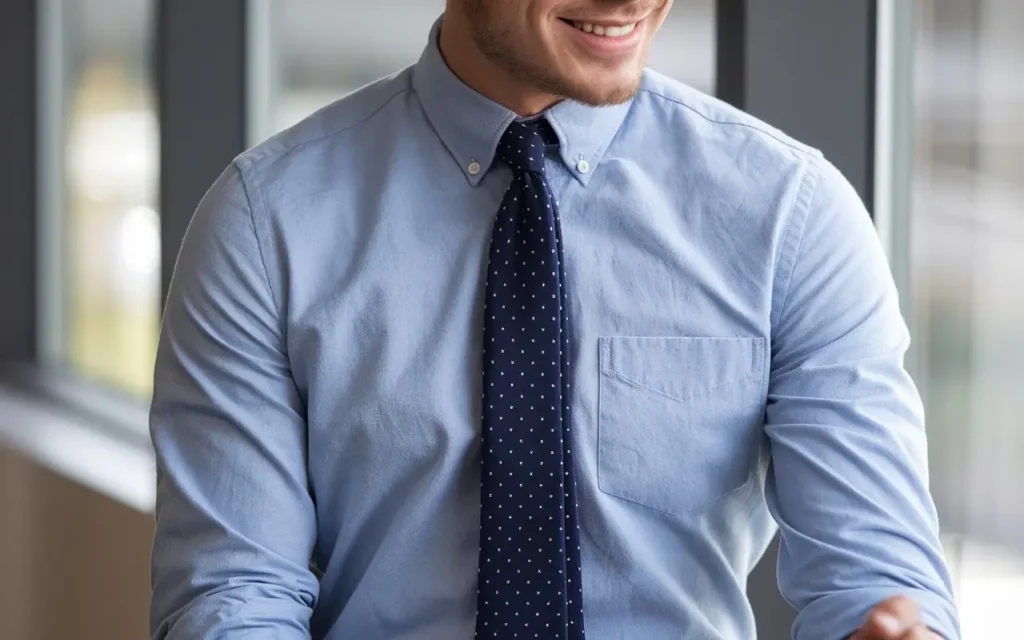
[0,1,1021,638]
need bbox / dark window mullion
[157,0,249,307]
[0,0,38,362]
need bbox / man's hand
[850,596,943,639]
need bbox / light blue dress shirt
[150,18,960,640]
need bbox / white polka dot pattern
[476,121,586,639]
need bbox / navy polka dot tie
[476,120,586,639]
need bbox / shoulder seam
[237,83,413,170]
[232,161,283,328]
[637,87,821,159]
[771,157,824,334]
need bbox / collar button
[468,161,481,176]
[576,159,590,174]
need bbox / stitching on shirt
[600,363,755,402]
[238,82,414,170]
[771,160,823,332]
[637,87,822,159]
[234,164,282,328]
[598,466,757,518]
[600,337,763,401]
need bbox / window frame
[0,0,250,447]
[0,0,39,364]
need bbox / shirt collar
[412,15,633,187]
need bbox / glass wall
[649,0,716,94]
[258,0,715,137]
[261,0,444,135]
[57,0,160,396]
[911,0,1024,635]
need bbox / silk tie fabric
[476,120,586,639]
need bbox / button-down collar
[412,15,633,187]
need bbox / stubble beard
[465,1,644,107]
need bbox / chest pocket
[597,336,767,516]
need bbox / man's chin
[560,74,643,107]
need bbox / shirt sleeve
[764,157,960,640]
[149,163,318,639]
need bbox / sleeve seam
[771,159,823,333]
[233,162,284,327]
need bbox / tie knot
[497,120,547,174]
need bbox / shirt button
[468,161,481,176]
[576,159,590,174]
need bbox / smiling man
[149,1,960,639]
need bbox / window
[46,0,160,397]
[253,0,716,138]
[910,0,1024,633]
[649,0,716,94]
[255,0,444,136]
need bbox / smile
[568,21,638,37]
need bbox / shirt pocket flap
[597,336,767,516]
[599,336,763,401]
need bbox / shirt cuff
[793,586,960,640]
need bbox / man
[149,0,960,638]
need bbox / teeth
[571,21,637,37]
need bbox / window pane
[649,0,716,94]
[62,0,160,396]
[266,1,444,133]
[912,0,1024,631]
[261,1,716,135]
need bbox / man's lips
[557,16,646,54]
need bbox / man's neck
[437,12,561,117]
